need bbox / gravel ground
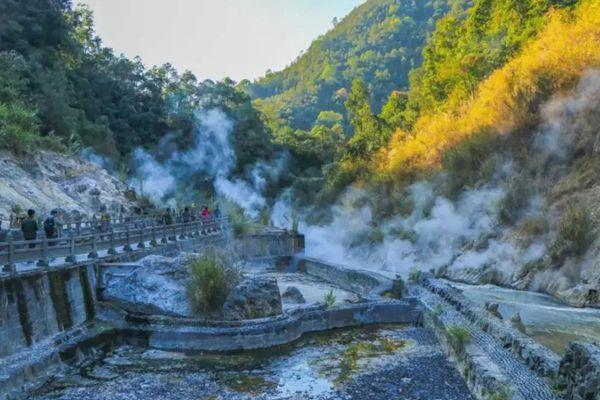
[32,326,473,400]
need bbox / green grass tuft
[187,250,240,314]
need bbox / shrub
[187,251,240,314]
[550,203,593,258]
[490,387,513,400]
[324,289,336,308]
[447,325,470,348]
[433,303,443,316]
[499,175,532,225]
[368,227,385,244]
[408,269,420,283]
[229,206,252,237]
[440,131,498,197]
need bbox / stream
[449,281,600,354]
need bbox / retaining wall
[419,274,561,378]
[0,231,303,359]
[559,342,600,400]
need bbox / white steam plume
[130,109,286,217]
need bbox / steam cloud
[131,109,285,216]
[296,69,600,283]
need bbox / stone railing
[0,217,229,273]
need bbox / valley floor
[32,326,473,400]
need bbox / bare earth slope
[0,150,136,220]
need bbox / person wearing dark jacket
[21,209,38,248]
[44,210,59,245]
[182,207,191,223]
[163,208,173,225]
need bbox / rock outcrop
[559,342,600,400]
[103,254,197,317]
[282,286,306,304]
[0,150,137,220]
[222,277,282,320]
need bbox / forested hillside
[246,0,455,132]
[0,0,271,177]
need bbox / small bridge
[0,217,229,275]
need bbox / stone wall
[559,342,600,400]
[419,274,561,378]
[0,230,303,360]
[300,257,391,299]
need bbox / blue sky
[79,0,365,81]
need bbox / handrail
[0,217,229,274]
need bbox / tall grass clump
[441,130,499,197]
[550,203,593,258]
[187,251,241,314]
[447,325,471,349]
[229,206,252,238]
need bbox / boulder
[508,312,527,334]
[282,286,306,304]
[484,302,503,320]
[222,277,282,320]
[103,254,196,317]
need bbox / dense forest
[0,0,272,179]
[1,0,598,219]
[246,0,455,132]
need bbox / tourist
[21,209,38,248]
[163,208,173,225]
[201,205,211,220]
[182,207,191,224]
[43,210,59,246]
[214,205,222,219]
[99,212,111,238]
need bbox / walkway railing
[0,217,229,274]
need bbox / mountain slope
[246,0,454,131]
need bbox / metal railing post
[3,235,16,274]
[161,225,168,244]
[108,228,116,255]
[37,234,49,267]
[137,226,145,249]
[124,225,133,252]
[150,226,158,247]
[179,222,186,240]
[65,231,76,263]
[88,234,98,259]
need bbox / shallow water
[34,325,473,400]
[449,281,600,354]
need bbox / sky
[78,0,365,82]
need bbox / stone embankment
[415,273,600,400]
[559,342,600,400]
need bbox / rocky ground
[0,150,137,222]
[32,326,473,400]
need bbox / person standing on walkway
[43,210,59,246]
[182,207,191,224]
[163,208,173,225]
[21,209,38,248]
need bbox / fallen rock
[508,312,527,334]
[282,286,306,304]
[485,302,503,320]
[222,277,282,320]
[103,254,197,317]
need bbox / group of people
[161,205,221,225]
[1,203,224,246]
[18,209,59,247]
